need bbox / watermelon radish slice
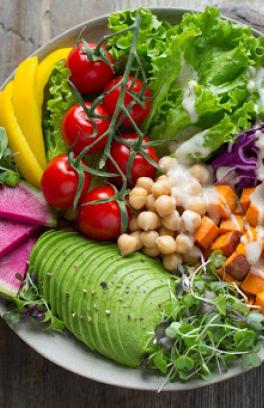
[0,219,39,257]
[0,182,56,226]
[0,236,36,298]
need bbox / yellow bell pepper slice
[35,48,72,107]
[0,82,43,187]
[13,56,46,169]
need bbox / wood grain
[1,1,264,407]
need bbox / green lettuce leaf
[174,101,256,163]
[43,60,75,161]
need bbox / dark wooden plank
[0,1,264,407]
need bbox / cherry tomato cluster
[41,42,158,241]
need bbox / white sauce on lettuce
[182,80,199,123]
[255,67,264,106]
[175,130,210,164]
[177,59,199,124]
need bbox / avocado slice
[30,230,175,368]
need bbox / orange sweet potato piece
[219,215,245,234]
[218,268,237,283]
[255,292,264,313]
[211,231,240,257]
[194,216,219,249]
[224,253,250,280]
[236,242,246,255]
[241,272,264,295]
[208,185,238,219]
[245,203,264,227]
[247,294,256,306]
[234,204,244,215]
[240,187,255,212]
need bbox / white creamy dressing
[255,67,264,106]
[255,130,264,181]
[250,258,264,279]
[177,59,199,124]
[175,129,210,164]
[168,160,200,207]
[230,213,241,231]
[247,66,264,113]
[250,183,264,225]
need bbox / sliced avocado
[30,231,175,367]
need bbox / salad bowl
[0,7,263,391]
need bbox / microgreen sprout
[146,251,264,386]
[3,273,64,331]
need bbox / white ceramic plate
[0,8,263,391]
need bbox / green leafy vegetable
[108,7,264,160]
[0,127,20,186]
[147,252,264,384]
[43,60,76,161]
[4,273,64,331]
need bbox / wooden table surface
[1,1,264,407]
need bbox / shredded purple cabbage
[211,123,264,189]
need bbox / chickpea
[143,246,160,257]
[159,227,175,238]
[175,233,193,254]
[181,210,201,234]
[157,175,174,187]
[159,156,176,173]
[171,187,184,207]
[189,164,211,186]
[136,177,153,193]
[183,245,201,264]
[130,231,143,250]
[146,194,156,212]
[129,215,140,232]
[151,180,171,198]
[118,234,138,256]
[162,210,180,231]
[184,179,202,196]
[185,196,207,215]
[156,236,177,255]
[163,253,183,272]
[141,231,159,248]
[137,211,160,231]
[155,195,176,217]
[129,187,147,210]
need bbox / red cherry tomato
[41,154,91,208]
[79,185,129,241]
[62,102,110,154]
[103,76,151,128]
[67,42,114,94]
[106,133,158,186]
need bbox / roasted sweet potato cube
[224,253,250,280]
[240,187,255,212]
[194,216,219,249]
[219,215,245,234]
[241,272,264,295]
[247,294,256,306]
[256,292,264,313]
[218,268,237,283]
[234,204,244,215]
[236,242,246,255]
[245,204,261,227]
[211,231,240,257]
[207,185,238,219]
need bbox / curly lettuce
[108,7,264,161]
[42,60,75,161]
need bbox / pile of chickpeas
[117,156,212,272]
